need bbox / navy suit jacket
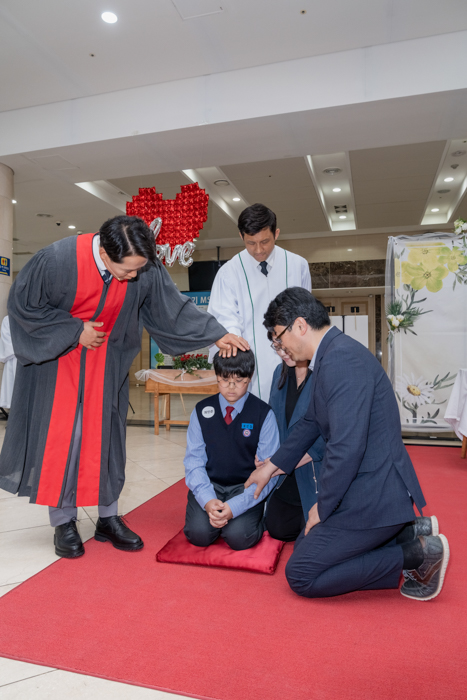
[269,364,326,518]
[271,327,426,529]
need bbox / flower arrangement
[454,218,467,235]
[172,353,212,378]
[386,288,431,339]
[154,352,165,367]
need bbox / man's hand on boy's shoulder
[205,499,233,528]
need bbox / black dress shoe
[94,515,144,551]
[400,534,450,601]
[54,520,85,559]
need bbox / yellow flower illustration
[402,261,448,293]
[407,247,440,269]
[437,246,467,272]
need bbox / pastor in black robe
[0,233,227,507]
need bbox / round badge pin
[243,429,251,437]
[202,406,215,418]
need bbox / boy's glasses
[270,324,293,350]
[217,377,249,387]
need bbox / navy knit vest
[196,393,271,486]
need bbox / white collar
[92,234,110,275]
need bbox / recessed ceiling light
[101,11,118,23]
[12,199,17,204]
[347,248,352,251]
[431,208,440,213]
[232,197,241,202]
[332,188,341,193]
[323,168,342,175]
[444,177,454,182]
[214,179,229,187]
[68,225,76,229]
[339,215,347,219]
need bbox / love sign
[126,183,209,266]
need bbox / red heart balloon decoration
[125,183,209,247]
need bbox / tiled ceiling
[350,141,446,228]
[221,158,329,234]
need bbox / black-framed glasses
[270,324,293,350]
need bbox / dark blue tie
[260,261,268,277]
[102,270,112,284]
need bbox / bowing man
[245,287,450,602]
[0,215,247,559]
[207,204,311,402]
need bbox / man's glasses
[217,377,249,387]
[270,324,293,351]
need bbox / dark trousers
[265,491,305,542]
[184,483,264,551]
[285,522,405,598]
[48,406,118,527]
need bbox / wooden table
[145,371,218,435]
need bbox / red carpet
[0,446,465,700]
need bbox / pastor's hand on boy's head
[215,333,250,357]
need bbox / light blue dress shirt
[184,392,280,519]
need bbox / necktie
[224,406,234,425]
[102,270,112,284]
[259,261,268,277]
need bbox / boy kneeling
[184,350,280,550]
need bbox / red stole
[36,234,128,506]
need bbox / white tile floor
[0,387,204,699]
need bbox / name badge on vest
[202,406,215,418]
[242,422,253,437]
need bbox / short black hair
[238,203,277,237]
[213,349,255,379]
[263,287,330,332]
[99,215,158,264]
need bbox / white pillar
[0,162,13,326]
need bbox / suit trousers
[184,482,264,551]
[48,405,118,527]
[285,521,405,598]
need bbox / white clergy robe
[208,246,311,402]
[0,316,17,409]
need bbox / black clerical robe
[0,233,226,507]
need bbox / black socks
[402,537,424,570]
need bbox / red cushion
[156,529,285,575]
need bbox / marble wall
[309,259,386,289]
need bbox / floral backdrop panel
[386,229,467,430]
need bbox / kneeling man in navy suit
[245,287,450,601]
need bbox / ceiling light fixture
[332,188,341,193]
[339,215,347,219]
[68,225,76,229]
[101,11,118,23]
[323,168,342,175]
[12,199,17,204]
[431,208,440,212]
[232,197,241,202]
[214,179,229,187]
[437,189,450,194]
[347,248,352,251]
[444,177,454,182]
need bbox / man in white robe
[208,204,311,401]
[0,316,17,410]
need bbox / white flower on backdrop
[396,374,434,406]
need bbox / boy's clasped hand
[204,499,233,528]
